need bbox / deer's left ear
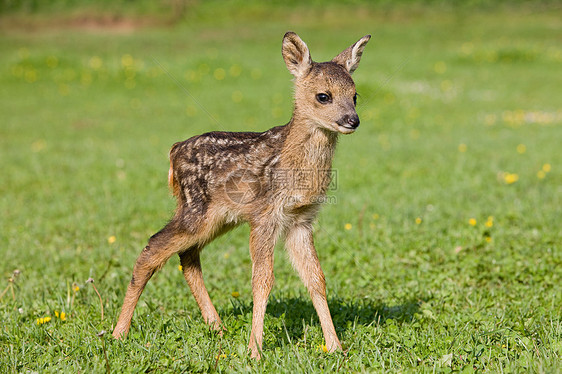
[332,35,371,74]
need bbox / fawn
[112,31,371,359]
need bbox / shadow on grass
[227,294,423,344]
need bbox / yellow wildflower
[484,114,496,126]
[231,90,243,103]
[434,61,447,74]
[60,312,66,321]
[31,139,46,153]
[24,69,38,83]
[73,285,80,292]
[468,218,477,226]
[440,80,452,92]
[231,291,240,298]
[81,71,92,86]
[415,217,422,225]
[121,54,134,68]
[344,223,352,230]
[461,42,474,55]
[542,163,551,173]
[458,143,467,153]
[107,235,116,244]
[46,56,58,68]
[58,83,70,96]
[213,68,226,80]
[229,64,242,77]
[251,68,262,80]
[516,144,526,154]
[89,56,103,70]
[537,170,546,179]
[485,216,494,228]
[36,316,52,325]
[503,173,519,184]
[178,265,183,272]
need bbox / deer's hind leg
[113,220,193,339]
[179,248,223,331]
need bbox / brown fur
[112,31,371,359]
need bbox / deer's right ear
[282,32,312,78]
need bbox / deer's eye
[353,93,357,106]
[316,93,331,104]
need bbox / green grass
[1,2,561,372]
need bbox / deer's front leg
[285,224,342,352]
[248,224,277,360]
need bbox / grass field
[1,2,561,372]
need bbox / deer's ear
[332,35,371,74]
[282,32,312,78]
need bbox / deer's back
[169,125,288,222]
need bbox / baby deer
[112,31,371,359]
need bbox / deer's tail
[168,144,181,201]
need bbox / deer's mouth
[336,115,360,134]
[337,124,357,134]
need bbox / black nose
[344,114,360,129]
